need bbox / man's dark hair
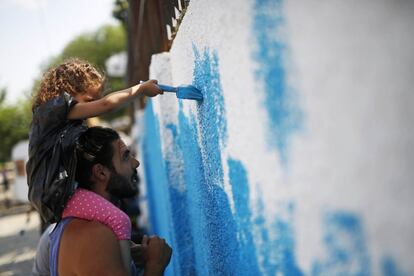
[75,126,120,189]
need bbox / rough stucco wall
[138,0,414,275]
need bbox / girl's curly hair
[32,58,105,110]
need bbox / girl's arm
[67,80,162,120]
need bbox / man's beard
[106,169,139,199]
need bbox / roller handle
[157,84,178,93]
[139,81,177,93]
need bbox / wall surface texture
[136,0,414,275]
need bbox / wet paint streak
[164,122,196,276]
[381,256,408,276]
[176,47,243,274]
[166,184,196,275]
[176,105,210,275]
[191,46,303,274]
[252,0,303,163]
[142,100,171,237]
[228,158,261,275]
[142,100,174,275]
[253,193,303,275]
[140,49,239,274]
[253,193,274,274]
[271,208,303,276]
[193,45,228,186]
[177,105,239,275]
[312,211,371,276]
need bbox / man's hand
[140,235,172,276]
[139,80,163,97]
[130,241,145,268]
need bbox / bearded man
[34,127,171,276]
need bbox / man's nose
[133,158,140,168]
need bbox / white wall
[143,0,414,274]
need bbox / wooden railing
[126,0,190,109]
[160,0,189,43]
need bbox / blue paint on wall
[252,0,303,163]
[141,48,242,274]
[142,100,174,275]
[143,46,305,274]
[271,203,304,276]
[228,158,261,275]
[155,47,265,275]
[142,100,171,237]
[193,45,228,184]
[312,211,371,276]
[253,192,274,274]
[176,47,242,274]
[166,185,196,275]
[140,32,411,276]
[177,105,240,275]
[164,122,196,276]
[381,256,408,276]
[141,50,408,275]
[253,189,303,275]
[175,106,211,275]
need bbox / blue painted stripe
[177,106,240,275]
[312,211,371,276]
[142,100,171,237]
[253,196,303,275]
[381,256,408,276]
[142,100,175,275]
[164,122,196,276]
[252,0,303,164]
[193,45,228,186]
[228,158,261,275]
[271,206,303,276]
[189,45,239,275]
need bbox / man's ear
[90,163,110,182]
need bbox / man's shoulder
[64,218,116,242]
[59,219,126,275]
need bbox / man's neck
[91,184,111,201]
[91,185,120,206]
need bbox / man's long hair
[75,127,119,189]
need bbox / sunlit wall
[137,0,414,275]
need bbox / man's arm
[60,219,172,276]
[59,220,128,276]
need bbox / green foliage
[0,89,32,162]
[112,0,129,26]
[0,88,6,104]
[46,24,126,73]
[1,5,128,161]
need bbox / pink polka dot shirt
[62,188,131,240]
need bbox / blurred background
[0,0,185,273]
[1,0,414,275]
[0,0,135,274]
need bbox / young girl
[27,58,162,274]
